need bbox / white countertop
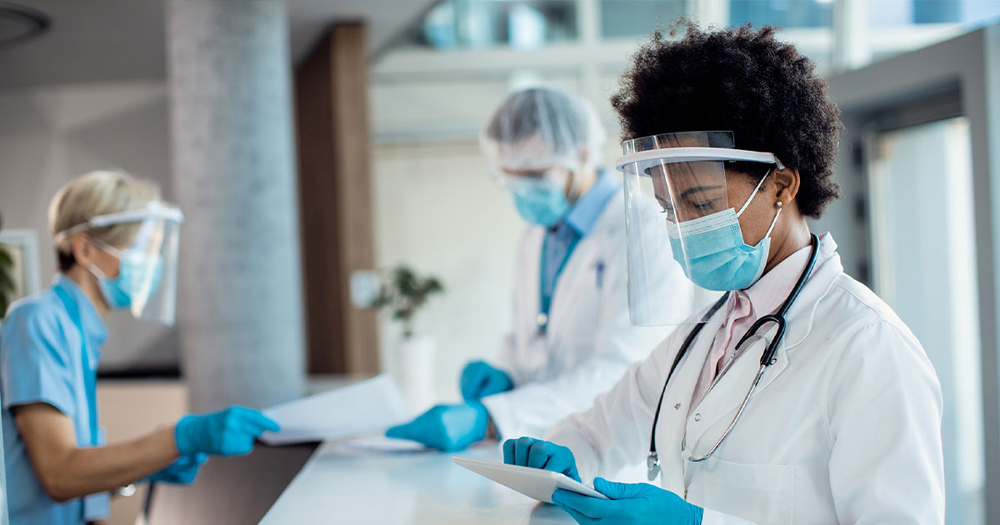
[259,440,576,524]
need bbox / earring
[776,201,783,208]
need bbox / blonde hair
[49,170,161,270]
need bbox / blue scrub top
[0,275,109,525]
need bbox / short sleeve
[0,300,78,418]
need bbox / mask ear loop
[764,203,783,238]
[735,169,771,218]
[735,167,782,242]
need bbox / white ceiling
[0,0,434,89]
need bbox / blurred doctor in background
[387,87,695,452]
[0,171,280,525]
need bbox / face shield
[56,202,184,325]
[616,131,783,325]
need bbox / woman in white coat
[503,24,945,524]
[387,88,694,452]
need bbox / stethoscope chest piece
[647,452,661,481]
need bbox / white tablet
[453,456,609,504]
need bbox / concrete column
[166,0,305,411]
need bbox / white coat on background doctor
[386,87,694,453]
[503,24,944,525]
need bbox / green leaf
[0,214,14,319]
[365,263,444,330]
[0,272,14,293]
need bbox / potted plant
[367,265,444,411]
[0,212,16,321]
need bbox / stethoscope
[646,233,820,482]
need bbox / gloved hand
[502,437,580,482]
[148,453,208,484]
[385,401,489,452]
[552,477,703,525]
[174,406,280,457]
[460,361,514,400]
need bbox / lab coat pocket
[689,456,793,525]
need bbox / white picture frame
[0,229,43,303]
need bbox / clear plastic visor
[58,203,183,326]
[617,131,780,325]
[119,216,181,326]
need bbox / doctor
[387,88,694,452]
[503,24,945,524]
[1,171,280,525]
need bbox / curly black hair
[611,22,843,219]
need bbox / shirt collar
[54,274,109,349]
[738,233,835,318]
[565,169,619,236]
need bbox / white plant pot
[397,334,436,413]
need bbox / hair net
[480,87,608,172]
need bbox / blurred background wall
[2,1,1000,524]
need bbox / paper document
[337,436,429,454]
[259,375,412,446]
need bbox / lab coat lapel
[656,319,721,495]
[547,238,599,342]
[546,204,615,345]
[520,227,544,323]
[780,238,842,349]
[515,227,549,378]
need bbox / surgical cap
[480,87,608,172]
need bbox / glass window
[868,117,984,525]
[869,0,975,27]
[729,0,833,28]
[599,1,687,39]
[861,1,1000,69]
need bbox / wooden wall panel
[295,23,379,374]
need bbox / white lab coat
[483,188,694,442]
[546,233,945,524]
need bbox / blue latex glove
[174,406,280,457]
[385,401,489,452]
[552,477,703,525]
[460,361,514,400]
[148,454,208,484]
[502,437,580,482]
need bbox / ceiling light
[0,2,50,48]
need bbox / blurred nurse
[387,88,694,452]
[1,171,280,525]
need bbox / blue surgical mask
[89,248,163,310]
[512,184,571,227]
[667,173,780,291]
